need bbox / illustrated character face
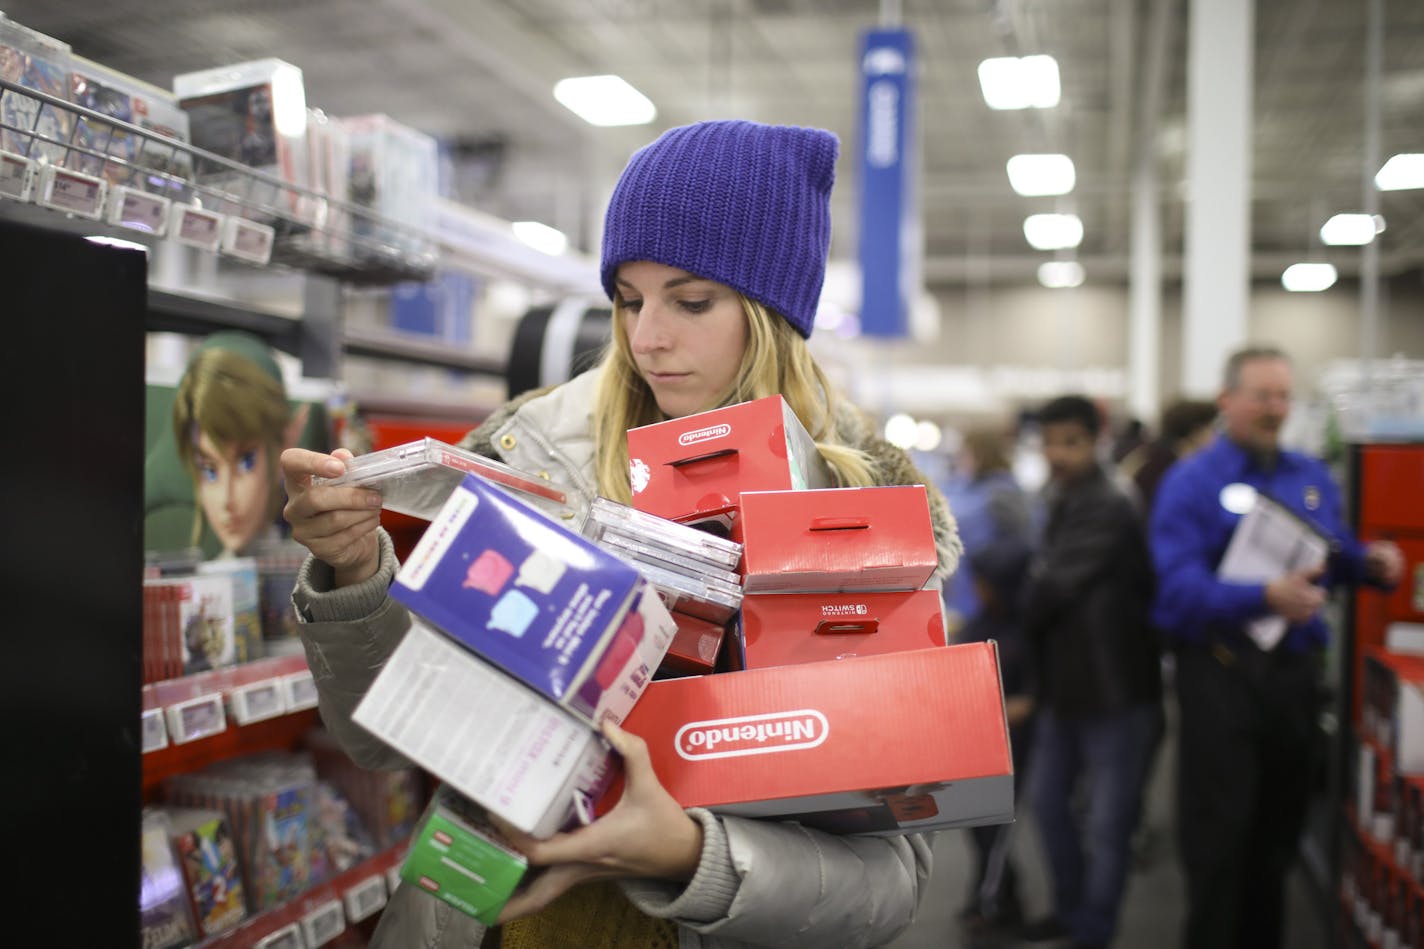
[616,260,751,420]
[192,430,273,555]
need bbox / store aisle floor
[887,699,1333,949]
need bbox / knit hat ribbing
[600,119,838,339]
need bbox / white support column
[1181,0,1255,396]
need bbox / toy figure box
[0,18,74,167]
[401,786,528,925]
[626,395,833,537]
[314,436,580,527]
[340,113,439,259]
[67,56,139,185]
[738,486,938,593]
[738,588,946,670]
[353,620,615,837]
[391,471,676,725]
[606,643,1012,835]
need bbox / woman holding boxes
[280,118,961,948]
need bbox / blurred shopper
[279,119,962,949]
[1150,346,1403,949]
[1021,395,1160,949]
[1118,398,1218,514]
[955,535,1035,939]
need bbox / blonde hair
[591,294,875,503]
[172,347,290,546]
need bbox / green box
[401,793,528,925]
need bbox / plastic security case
[314,437,577,525]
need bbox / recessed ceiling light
[512,220,569,256]
[1375,153,1424,191]
[1023,213,1083,250]
[1038,260,1085,288]
[977,55,1061,110]
[1319,213,1379,246]
[553,75,656,127]
[1007,154,1075,196]
[1281,262,1337,292]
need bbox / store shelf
[199,842,406,949]
[343,326,506,376]
[147,287,305,352]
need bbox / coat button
[537,470,551,480]
[499,434,516,450]
[561,511,576,520]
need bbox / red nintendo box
[606,643,1012,835]
[738,486,938,593]
[739,589,947,669]
[660,611,728,677]
[626,395,833,535]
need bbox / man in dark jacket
[1020,395,1160,949]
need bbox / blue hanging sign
[857,27,916,338]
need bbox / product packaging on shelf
[625,394,833,538]
[165,806,248,938]
[738,485,939,593]
[401,786,528,925]
[352,620,617,837]
[314,436,580,527]
[606,643,1013,835]
[339,113,439,261]
[197,556,264,665]
[390,472,675,725]
[67,56,139,185]
[306,728,423,849]
[737,588,947,670]
[173,58,310,223]
[291,106,351,260]
[253,537,308,657]
[0,18,74,167]
[140,808,198,949]
[144,572,239,676]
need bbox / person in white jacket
[279,118,961,949]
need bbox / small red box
[660,611,728,676]
[739,589,946,669]
[738,486,938,593]
[626,395,832,535]
[606,644,1012,834]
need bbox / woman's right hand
[281,447,384,588]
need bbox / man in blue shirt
[1150,346,1403,949]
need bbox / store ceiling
[7,0,1424,288]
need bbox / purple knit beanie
[600,119,838,339]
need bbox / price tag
[164,692,227,745]
[300,898,346,947]
[221,216,276,265]
[385,864,404,896]
[106,185,171,237]
[230,680,287,725]
[343,874,388,922]
[0,151,34,201]
[168,204,223,252]
[282,669,320,711]
[253,922,304,949]
[140,707,168,754]
[37,166,107,220]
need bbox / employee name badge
[0,151,35,201]
[106,185,171,237]
[221,216,275,265]
[169,203,224,252]
[36,165,107,220]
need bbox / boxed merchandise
[254,538,307,656]
[198,556,264,665]
[660,611,728,677]
[390,472,675,725]
[606,643,1013,835]
[0,18,74,167]
[340,113,439,260]
[173,58,309,219]
[67,55,141,185]
[144,572,238,675]
[1364,648,1424,776]
[401,786,528,925]
[314,436,580,527]
[352,620,617,837]
[140,809,197,949]
[738,589,947,670]
[307,728,423,849]
[131,85,192,191]
[626,395,833,536]
[738,486,938,593]
[165,807,247,937]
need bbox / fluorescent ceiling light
[553,75,656,126]
[512,220,569,256]
[1319,213,1380,246]
[1281,262,1337,292]
[977,55,1061,110]
[1023,213,1083,250]
[85,235,149,253]
[1375,153,1424,191]
[1007,153,1075,196]
[1038,260,1085,288]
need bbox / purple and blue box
[391,471,676,727]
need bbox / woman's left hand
[494,719,704,922]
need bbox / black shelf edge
[146,288,305,356]
[342,328,506,376]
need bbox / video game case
[165,806,247,937]
[306,728,423,849]
[67,55,139,185]
[596,531,744,589]
[0,17,74,167]
[632,557,743,625]
[140,809,197,949]
[587,496,743,571]
[198,557,264,665]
